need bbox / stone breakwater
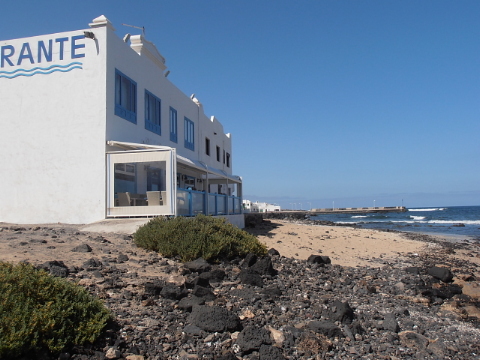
[1,223,480,360]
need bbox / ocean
[310,205,480,241]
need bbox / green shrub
[134,215,267,262]
[0,262,111,358]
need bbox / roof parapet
[89,15,116,31]
[130,35,167,72]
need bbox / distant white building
[243,200,281,213]
[0,15,243,226]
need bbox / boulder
[307,255,331,265]
[184,257,211,273]
[83,257,102,269]
[192,285,216,301]
[239,268,264,287]
[427,266,454,283]
[71,243,92,252]
[242,253,258,268]
[38,260,69,278]
[250,256,277,276]
[399,331,429,350]
[160,283,186,300]
[236,326,271,352]
[262,285,282,299]
[405,266,421,275]
[177,296,205,311]
[259,344,286,360]
[267,248,280,256]
[307,321,343,338]
[199,268,226,283]
[383,313,400,333]
[117,254,129,263]
[144,280,165,297]
[188,305,241,332]
[329,300,354,324]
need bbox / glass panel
[177,189,190,215]
[170,107,177,142]
[121,77,130,109]
[115,73,121,105]
[208,194,216,215]
[217,194,226,215]
[234,197,241,214]
[192,192,204,214]
[114,161,166,207]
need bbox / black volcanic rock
[239,268,264,287]
[259,344,286,360]
[71,243,92,252]
[249,256,277,276]
[307,321,343,338]
[329,300,354,324]
[427,266,454,283]
[236,326,271,352]
[199,268,226,283]
[160,283,186,300]
[192,285,216,301]
[143,279,164,297]
[184,257,211,273]
[188,305,241,332]
[307,254,332,265]
[38,260,69,278]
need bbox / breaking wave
[410,216,426,220]
[408,208,446,212]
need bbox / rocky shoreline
[1,219,480,360]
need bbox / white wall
[0,27,108,223]
[0,17,237,224]
[104,31,233,175]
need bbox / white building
[0,15,243,226]
[242,200,281,213]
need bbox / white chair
[118,192,131,206]
[147,191,163,206]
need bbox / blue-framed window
[169,107,177,142]
[145,90,161,135]
[115,69,137,124]
[205,137,210,156]
[184,117,194,151]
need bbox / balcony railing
[177,188,242,217]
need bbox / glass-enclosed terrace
[106,142,242,218]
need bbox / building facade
[0,15,243,225]
[242,200,281,213]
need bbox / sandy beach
[0,218,426,269]
[1,217,479,275]
[246,219,431,268]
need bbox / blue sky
[2,1,479,209]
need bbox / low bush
[134,215,267,262]
[0,262,111,358]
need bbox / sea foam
[409,208,446,212]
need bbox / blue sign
[0,34,85,79]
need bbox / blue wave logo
[0,62,83,79]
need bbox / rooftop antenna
[122,23,145,36]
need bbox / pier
[310,206,407,214]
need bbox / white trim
[106,147,176,217]
[108,141,242,184]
